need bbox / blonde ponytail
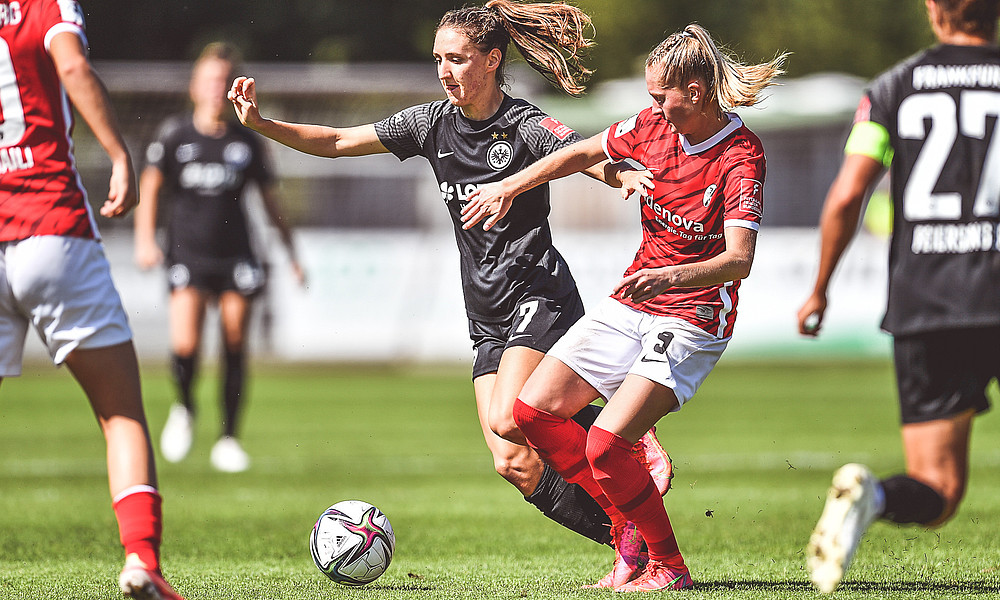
[646,24,788,110]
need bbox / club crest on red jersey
[539,117,575,140]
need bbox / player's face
[190,57,234,118]
[432,27,500,110]
[645,67,699,135]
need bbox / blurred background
[63,0,930,366]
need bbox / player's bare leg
[474,347,612,544]
[161,287,208,462]
[64,342,155,494]
[64,342,186,599]
[901,409,973,525]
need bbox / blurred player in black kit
[797,0,1000,593]
[229,0,674,573]
[135,42,304,473]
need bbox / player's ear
[686,80,701,105]
[486,47,502,72]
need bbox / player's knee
[488,411,520,443]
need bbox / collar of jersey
[680,112,742,155]
[456,94,513,132]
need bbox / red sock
[587,427,684,567]
[512,399,615,516]
[113,486,163,572]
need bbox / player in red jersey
[463,24,786,591]
[798,0,1000,593]
[0,1,184,598]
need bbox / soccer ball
[309,500,395,586]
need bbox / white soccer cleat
[210,436,250,473]
[807,463,881,594]
[159,404,193,463]
[119,554,186,600]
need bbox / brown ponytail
[437,1,594,96]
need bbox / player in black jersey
[135,43,304,473]
[797,0,1000,593]
[229,0,674,566]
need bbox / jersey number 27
[899,90,1000,221]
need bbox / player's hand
[134,239,164,270]
[229,76,263,129]
[618,168,653,201]
[460,182,515,231]
[291,260,307,288]
[100,158,138,218]
[613,268,674,303]
[797,293,827,337]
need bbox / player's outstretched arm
[797,153,884,336]
[49,31,136,218]
[461,133,607,231]
[228,76,388,159]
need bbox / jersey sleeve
[374,102,441,161]
[721,146,765,232]
[519,113,583,158]
[844,92,894,167]
[144,116,183,174]
[601,113,641,163]
[41,0,87,52]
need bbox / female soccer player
[135,43,304,473]
[0,1,184,598]
[463,24,785,590]
[797,0,1000,593]
[229,0,672,561]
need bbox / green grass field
[0,359,998,599]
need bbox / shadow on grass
[694,580,999,595]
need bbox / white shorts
[547,297,729,409]
[0,236,132,376]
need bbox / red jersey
[602,108,765,338]
[0,0,97,241]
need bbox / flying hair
[646,24,788,112]
[437,1,594,96]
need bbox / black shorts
[167,258,267,298]
[469,290,585,380]
[893,326,999,424]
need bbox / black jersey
[860,44,1000,335]
[375,95,582,322]
[145,116,273,267]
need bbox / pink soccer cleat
[583,520,646,589]
[615,559,693,592]
[632,427,674,496]
[118,554,186,600]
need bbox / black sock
[881,475,946,524]
[570,403,602,430]
[525,463,612,545]
[170,353,197,412]
[222,350,246,438]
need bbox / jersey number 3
[899,90,1000,220]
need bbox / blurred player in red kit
[0,0,185,598]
